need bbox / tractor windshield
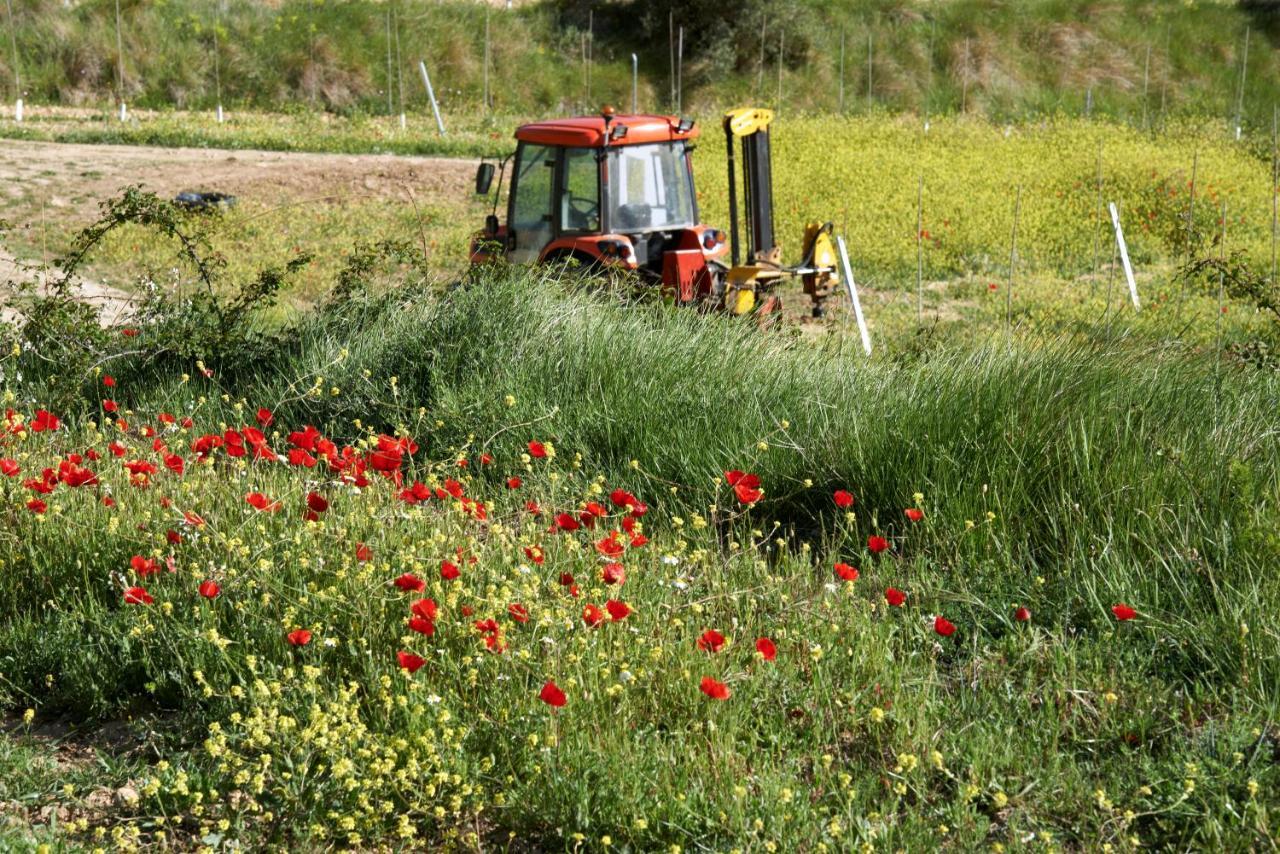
[607,142,696,232]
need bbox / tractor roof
[514,113,699,148]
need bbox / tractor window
[509,143,555,263]
[558,147,600,233]
[607,142,696,232]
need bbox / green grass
[1,269,1277,848]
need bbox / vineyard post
[1090,142,1102,296]
[677,26,684,114]
[961,37,970,114]
[836,235,872,356]
[668,12,675,108]
[1177,150,1198,322]
[483,6,491,113]
[1140,43,1150,130]
[838,27,845,113]
[1233,25,1249,140]
[866,30,873,108]
[1158,24,1171,128]
[586,10,593,106]
[417,60,445,135]
[385,6,393,116]
[631,54,638,113]
[776,27,783,109]
[915,175,924,323]
[212,2,223,124]
[394,4,405,130]
[1085,86,1092,118]
[4,0,20,122]
[1108,201,1140,310]
[924,18,934,133]
[114,0,126,120]
[1270,104,1277,285]
[1006,186,1022,334]
[757,15,766,102]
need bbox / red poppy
[601,562,626,586]
[528,440,547,459]
[0,459,18,477]
[440,560,461,580]
[554,512,580,532]
[305,492,329,513]
[523,545,545,565]
[26,498,46,514]
[697,629,726,653]
[582,604,606,628]
[123,586,153,605]
[904,508,924,522]
[610,488,639,510]
[103,375,116,387]
[287,629,312,646]
[198,580,221,599]
[834,562,859,581]
[163,454,185,475]
[506,476,522,489]
[833,489,855,508]
[245,492,281,512]
[508,603,530,623]
[289,448,317,468]
[755,637,777,661]
[255,407,274,427]
[605,599,631,621]
[397,651,426,673]
[411,598,438,621]
[1111,604,1137,621]
[393,573,426,593]
[130,555,160,577]
[725,470,763,504]
[1014,606,1031,622]
[408,616,436,636]
[596,533,624,558]
[166,529,182,544]
[355,543,373,562]
[885,587,906,607]
[934,615,956,637]
[121,328,139,338]
[103,399,118,413]
[867,535,889,554]
[30,409,60,432]
[539,680,567,708]
[699,676,731,700]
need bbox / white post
[399,112,406,130]
[676,26,683,114]
[418,60,446,136]
[836,235,871,356]
[216,103,223,123]
[119,101,127,122]
[1108,202,1140,310]
[631,53,638,113]
[13,98,20,122]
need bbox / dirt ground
[0,139,478,323]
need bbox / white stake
[418,60,445,136]
[13,97,20,122]
[631,53,638,113]
[399,112,406,130]
[119,101,127,122]
[836,235,871,356]
[216,103,223,123]
[1108,201,1140,310]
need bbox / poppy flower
[163,454,185,475]
[408,616,436,636]
[245,492,281,512]
[539,680,567,708]
[904,508,924,522]
[867,535,889,554]
[123,586,153,605]
[1014,606,1031,622]
[601,563,626,585]
[440,560,461,581]
[596,534,625,558]
[610,488,639,510]
[0,459,18,477]
[582,604,606,628]
[103,375,116,387]
[103,399,118,413]
[755,637,777,661]
[554,512,580,532]
[287,629,312,646]
[121,328,139,338]
[198,580,221,599]
[397,651,426,673]
[699,676,731,700]
[166,530,182,545]
[306,492,329,513]
[833,489,855,508]
[508,603,530,623]
[30,409,60,432]
[934,615,956,637]
[393,573,426,593]
[834,562,859,581]
[1111,604,1137,621]
[411,598,438,621]
[528,440,547,459]
[697,629,726,653]
[289,448,317,468]
[255,407,273,427]
[355,543,373,562]
[506,476,522,489]
[885,587,906,607]
[26,498,46,514]
[725,470,763,504]
[130,555,160,577]
[605,599,631,621]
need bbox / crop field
[2,4,1280,848]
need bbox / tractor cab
[472,106,838,317]
[471,107,726,286]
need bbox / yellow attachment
[723,107,775,137]
[802,222,838,273]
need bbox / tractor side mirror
[475,162,495,195]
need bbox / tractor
[470,106,839,319]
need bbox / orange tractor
[471,106,840,318]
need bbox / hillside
[1,0,1278,125]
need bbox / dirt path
[0,246,135,326]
